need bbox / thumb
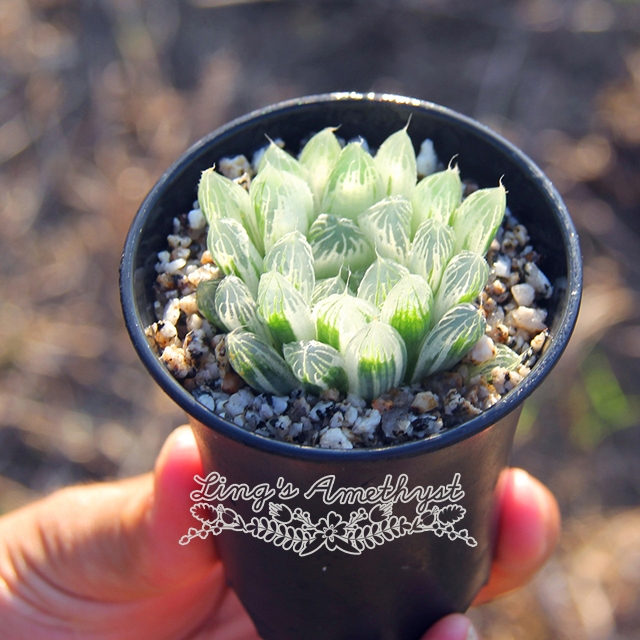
[0,425,218,602]
[421,614,479,640]
[136,424,220,593]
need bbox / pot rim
[120,92,582,463]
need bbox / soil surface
[2,1,640,637]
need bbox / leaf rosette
[193,124,509,410]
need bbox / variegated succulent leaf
[282,340,349,394]
[263,231,315,304]
[357,255,410,308]
[357,195,412,264]
[411,304,486,382]
[258,140,310,183]
[226,329,300,395]
[344,320,407,402]
[198,168,262,253]
[433,250,490,322]
[314,293,378,354]
[380,273,433,378]
[321,141,385,219]
[298,127,342,210]
[195,277,225,329]
[411,166,463,233]
[257,271,316,346]
[374,126,417,197]
[249,164,313,253]
[213,275,272,344]
[465,343,523,382]
[311,275,349,306]
[307,213,374,279]
[451,185,506,255]
[407,219,456,293]
[207,218,263,297]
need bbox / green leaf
[198,168,262,253]
[213,275,272,344]
[343,320,407,402]
[307,214,375,279]
[257,271,315,346]
[357,255,410,308]
[311,275,349,306]
[299,127,342,210]
[407,219,455,293]
[283,340,348,394]
[465,344,523,381]
[258,140,310,182]
[226,329,300,395]
[374,126,417,197]
[195,277,225,329]
[321,142,385,219]
[263,231,315,304]
[250,164,313,253]
[451,185,506,255]
[411,304,486,382]
[356,195,412,264]
[207,218,263,297]
[380,274,433,378]
[433,250,489,322]
[411,167,463,233]
[313,293,378,354]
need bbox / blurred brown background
[1,0,640,637]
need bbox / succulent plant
[196,127,507,402]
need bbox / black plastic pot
[120,94,582,640]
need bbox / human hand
[0,426,560,640]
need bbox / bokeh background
[2,0,640,636]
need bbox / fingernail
[421,614,479,640]
[171,425,197,450]
[467,623,480,640]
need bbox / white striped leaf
[465,343,523,382]
[356,195,412,264]
[314,293,378,354]
[343,320,407,402]
[263,231,315,304]
[433,250,489,322]
[258,140,310,182]
[357,255,410,308]
[213,275,272,344]
[411,167,463,233]
[321,142,385,219]
[226,329,300,396]
[311,275,349,306]
[257,271,315,346]
[451,185,506,255]
[250,164,313,253]
[207,218,263,297]
[374,126,417,198]
[307,214,374,279]
[198,168,262,253]
[380,274,433,378]
[411,304,486,382]
[407,219,455,293]
[282,340,348,395]
[195,277,225,329]
[299,127,342,210]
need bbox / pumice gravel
[144,127,553,449]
